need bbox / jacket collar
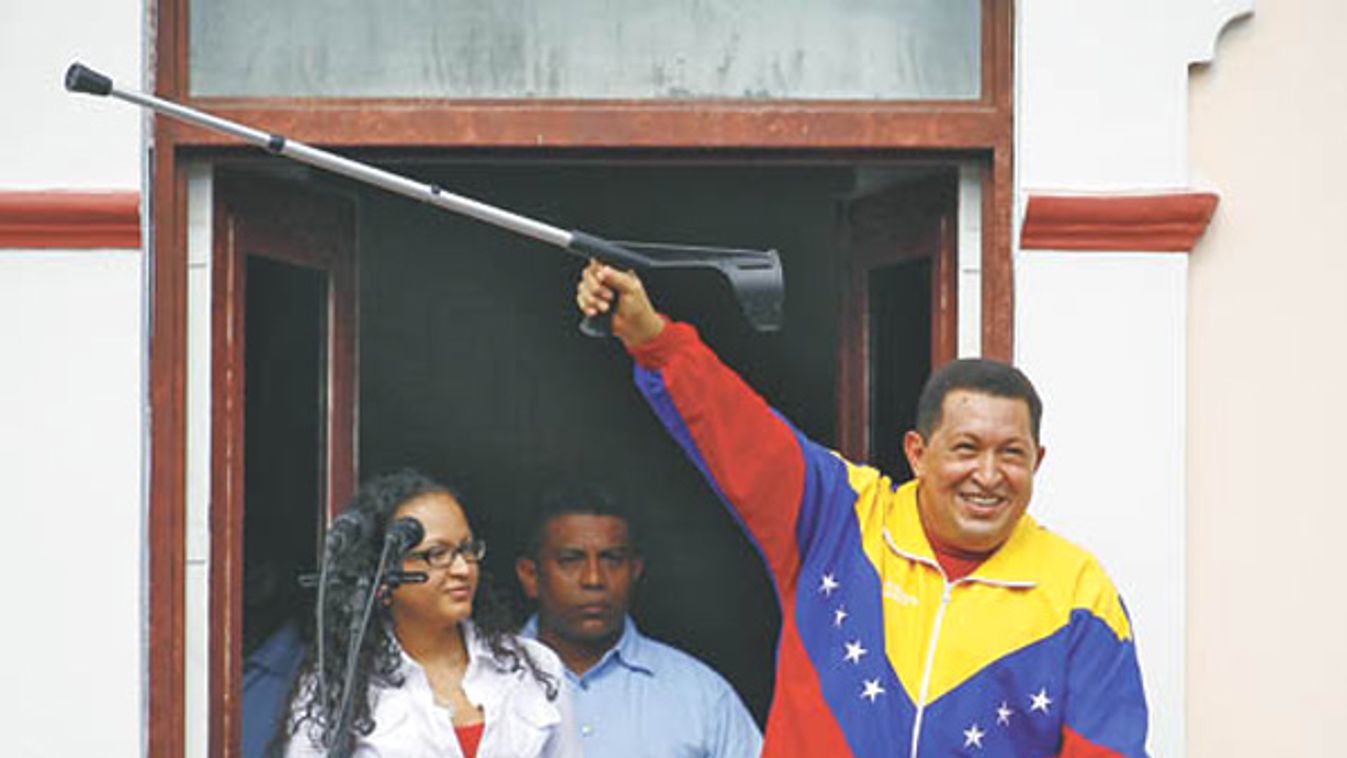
[882,479,1039,588]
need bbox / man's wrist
[621,311,666,349]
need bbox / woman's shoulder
[512,633,565,676]
[465,622,564,680]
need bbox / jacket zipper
[881,529,1036,757]
[908,577,953,758]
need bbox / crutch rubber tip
[65,63,113,96]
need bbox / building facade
[5,1,1339,755]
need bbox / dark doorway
[348,159,958,723]
[241,256,326,656]
[869,258,933,481]
[353,162,847,724]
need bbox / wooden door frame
[147,2,1015,753]
[207,172,357,757]
[836,172,959,463]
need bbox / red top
[931,546,986,582]
[454,721,485,758]
[924,530,992,582]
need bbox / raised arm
[576,261,856,592]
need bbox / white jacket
[286,621,580,757]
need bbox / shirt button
[581,725,594,737]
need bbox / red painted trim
[1020,192,1219,252]
[0,191,141,249]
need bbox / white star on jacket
[843,640,867,664]
[996,702,1014,726]
[833,607,848,627]
[860,679,885,703]
[819,573,840,596]
[1030,688,1053,713]
[964,723,985,749]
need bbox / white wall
[1,0,144,189]
[0,1,146,756]
[184,162,215,758]
[0,251,144,757]
[1019,1,1189,190]
[1019,0,1251,191]
[1188,1,1347,754]
[957,162,983,358]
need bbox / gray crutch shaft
[65,62,571,250]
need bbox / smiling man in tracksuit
[574,261,1150,757]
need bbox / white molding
[1187,0,1255,66]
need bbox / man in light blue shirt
[516,487,763,758]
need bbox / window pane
[190,0,980,100]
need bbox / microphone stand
[326,547,426,756]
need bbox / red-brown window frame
[146,1,1015,754]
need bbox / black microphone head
[385,516,426,554]
[325,510,372,555]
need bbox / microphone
[326,514,425,756]
[385,516,425,555]
[324,510,372,555]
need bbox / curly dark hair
[277,468,558,753]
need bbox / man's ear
[631,555,645,585]
[515,556,540,601]
[1033,444,1047,474]
[903,430,928,478]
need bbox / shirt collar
[611,616,654,675]
[393,620,506,696]
[883,479,1040,587]
[521,614,655,678]
[393,619,560,728]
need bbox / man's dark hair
[914,359,1043,442]
[525,485,642,559]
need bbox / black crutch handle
[569,232,648,338]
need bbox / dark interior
[242,256,326,657]
[353,161,859,722]
[869,258,932,482]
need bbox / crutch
[63,62,785,336]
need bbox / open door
[210,172,357,757]
[836,171,958,480]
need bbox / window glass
[189,0,980,100]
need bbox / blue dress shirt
[523,615,762,758]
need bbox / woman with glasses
[279,468,580,757]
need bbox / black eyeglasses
[407,539,487,568]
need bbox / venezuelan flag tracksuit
[630,321,1149,757]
